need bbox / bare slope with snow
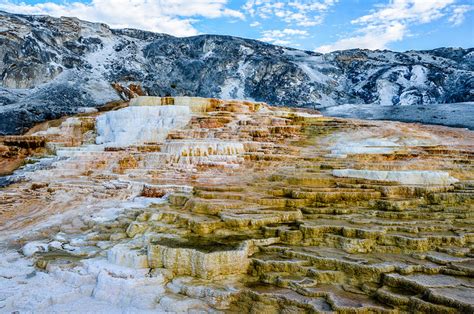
[0,11,473,134]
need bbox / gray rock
[0,11,473,134]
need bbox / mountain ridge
[1,10,473,134]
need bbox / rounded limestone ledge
[147,237,279,279]
[129,96,266,113]
[147,237,249,279]
[162,140,246,157]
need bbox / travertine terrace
[0,97,473,312]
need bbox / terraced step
[2,96,473,313]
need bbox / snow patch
[297,61,329,85]
[220,60,247,100]
[377,80,399,106]
[410,65,427,86]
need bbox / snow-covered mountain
[1,11,473,134]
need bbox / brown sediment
[0,135,47,176]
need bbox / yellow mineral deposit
[0,97,473,312]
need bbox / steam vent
[1,97,473,313]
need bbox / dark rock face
[1,11,473,134]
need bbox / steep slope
[1,11,473,134]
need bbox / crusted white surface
[96,106,191,147]
[333,169,459,185]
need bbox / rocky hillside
[1,11,473,134]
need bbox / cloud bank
[243,0,337,45]
[0,0,471,51]
[0,0,244,36]
[317,0,472,53]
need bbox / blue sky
[1,0,473,52]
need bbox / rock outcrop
[0,97,473,312]
[1,11,473,135]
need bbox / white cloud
[316,0,464,53]
[260,28,308,45]
[281,28,309,35]
[244,0,336,47]
[317,23,406,52]
[244,0,337,27]
[0,0,244,37]
[250,21,261,27]
[449,4,473,26]
[271,39,292,45]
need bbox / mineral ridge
[0,97,473,313]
